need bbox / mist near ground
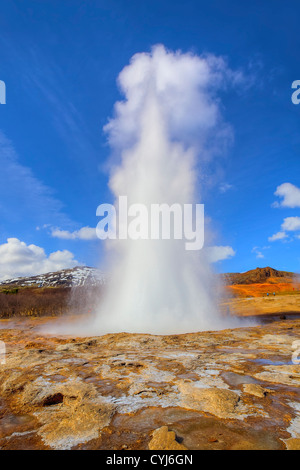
[40,45,252,336]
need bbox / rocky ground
[223,294,300,317]
[0,316,299,450]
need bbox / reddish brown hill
[222,267,300,298]
[222,267,294,286]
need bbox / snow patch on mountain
[0,266,106,288]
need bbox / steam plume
[87,45,241,334]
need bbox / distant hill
[222,267,295,286]
[0,265,298,317]
[0,265,297,290]
[0,266,107,288]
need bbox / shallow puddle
[252,358,294,366]
[221,371,258,388]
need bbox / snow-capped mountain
[0,266,107,288]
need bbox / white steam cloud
[79,45,242,335]
[51,45,245,336]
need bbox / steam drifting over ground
[51,45,247,335]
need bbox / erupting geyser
[53,45,244,336]
[83,45,241,335]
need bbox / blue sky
[0,0,300,278]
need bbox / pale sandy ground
[223,293,300,317]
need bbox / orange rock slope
[223,267,299,298]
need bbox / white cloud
[207,245,236,263]
[219,183,233,193]
[50,226,97,240]
[268,231,288,242]
[273,183,300,208]
[0,238,78,281]
[252,246,265,259]
[281,216,300,232]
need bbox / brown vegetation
[0,286,102,318]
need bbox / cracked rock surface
[0,317,299,450]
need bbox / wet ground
[0,316,299,450]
